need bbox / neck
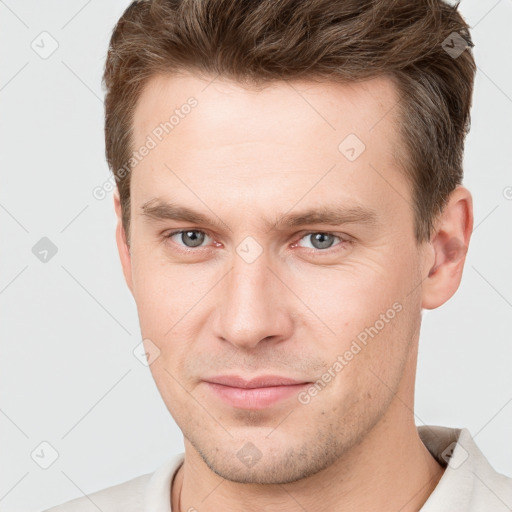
[171,404,444,512]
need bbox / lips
[205,374,308,388]
[203,375,311,409]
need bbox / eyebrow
[140,198,380,232]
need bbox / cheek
[299,295,416,436]
[290,259,407,338]
[293,259,416,391]
[131,247,207,335]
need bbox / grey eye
[300,233,338,250]
[171,230,207,248]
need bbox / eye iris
[181,230,205,247]
[311,233,334,250]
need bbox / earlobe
[113,190,134,294]
[421,186,473,310]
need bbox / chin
[190,431,343,485]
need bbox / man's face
[121,72,430,484]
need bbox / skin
[114,72,473,511]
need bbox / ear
[114,189,134,295]
[421,185,473,310]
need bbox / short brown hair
[102,0,475,245]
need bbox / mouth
[202,375,311,410]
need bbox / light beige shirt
[43,425,512,511]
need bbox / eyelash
[164,229,352,256]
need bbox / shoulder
[462,427,512,510]
[41,472,152,512]
[419,425,512,511]
[41,453,185,512]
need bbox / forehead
[133,71,401,151]
[129,71,410,228]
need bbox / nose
[212,250,294,351]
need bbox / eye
[163,229,351,255]
[294,232,348,252]
[166,229,212,249]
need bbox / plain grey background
[1,1,511,511]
